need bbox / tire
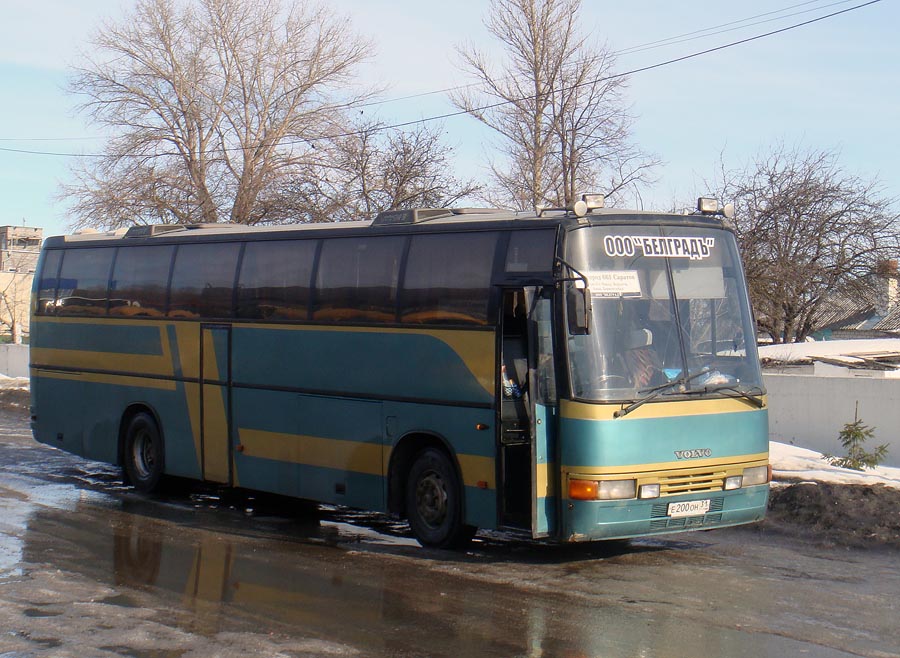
[123,412,165,493]
[405,448,476,549]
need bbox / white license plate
[667,499,711,518]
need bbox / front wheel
[123,412,164,493]
[405,448,475,549]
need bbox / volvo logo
[674,448,712,460]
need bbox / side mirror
[566,283,591,335]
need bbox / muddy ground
[765,481,900,549]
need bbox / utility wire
[324,0,858,110]
[0,0,881,159]
[0,0,860,141]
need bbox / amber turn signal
[569,479,599,500]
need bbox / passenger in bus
[501,364,524,399]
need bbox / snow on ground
[0,374,29,390]
[759,338,900,362]
[771,441,900,490]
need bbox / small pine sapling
[823,403,890,471]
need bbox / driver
[619,302,666,389]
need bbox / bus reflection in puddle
[22,505,762,657]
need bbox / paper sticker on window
[588,270,642,298]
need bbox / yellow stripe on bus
[562,452,769,476]
[237,428,496,490]
[30,347,175,378]
[561,396,768,421]
[457,453,496,489]
[32,369,177,391]
[238,428,385,476]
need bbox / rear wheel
[123,412,164,493]
[406,448,475,549]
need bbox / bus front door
[200,324,232,484]
[530,290,558,538]
[498,288,558,537]
[499,289,531,529]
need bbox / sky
[0,0,897,238]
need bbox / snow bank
[0,375,29,390]
[759,338,900,363]
[771,441,900,490]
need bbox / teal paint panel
[234,455,386,510]
[35,321,164,356]
[565,485,769,541]
[233,389,384,509]
[205,327,230,382]
[30,374,201,480]
[31,376,84,455]
[560,408,769,468]
[167,325,183,378]
[382,401,495,458]
[232,327,492,405]
[463,486,497,530]
[234,389,383,446]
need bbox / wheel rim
[415,470,448,529]
[131,428,155,480]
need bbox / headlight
[639,483,660,499]
[724,475,743,490]
[742,465,770,486]
[569,478,636,500]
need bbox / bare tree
[715,144,900,343]
[452,0,656,211]
[278,120,481,223]
[63,0,372,229]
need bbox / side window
[237,240,316,320]
[401,232,499,325]
[313,236,405,323]
[36,250,63,315]
[168,242,241,319]
[505,229,556,273]
[110,245,174,317]
[56,248,115,316]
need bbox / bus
[30,196,770,548]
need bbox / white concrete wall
[764,372,900,468]
[0,344,29,378]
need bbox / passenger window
[168,243,241,318]
[505,229,556,273]
[109,245,174,317]
[237,240,316,320]
[36,250,63,315]
[56,248,115,316]
[313,236,405,323]
[401,232,498,325]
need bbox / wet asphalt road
[1,406,898,658]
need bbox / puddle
[99,648,186,658]
[22,607,62,618]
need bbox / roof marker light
[697,197,719,214]
[582,193,605,210]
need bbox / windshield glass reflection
[565,225,763,402]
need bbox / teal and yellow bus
[30,197,770,548]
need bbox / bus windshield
[564,224,763,402]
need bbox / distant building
[0,226,43,343]
[811,260,900,339]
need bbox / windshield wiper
[613,368,711,418]
[696,384,765,408]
